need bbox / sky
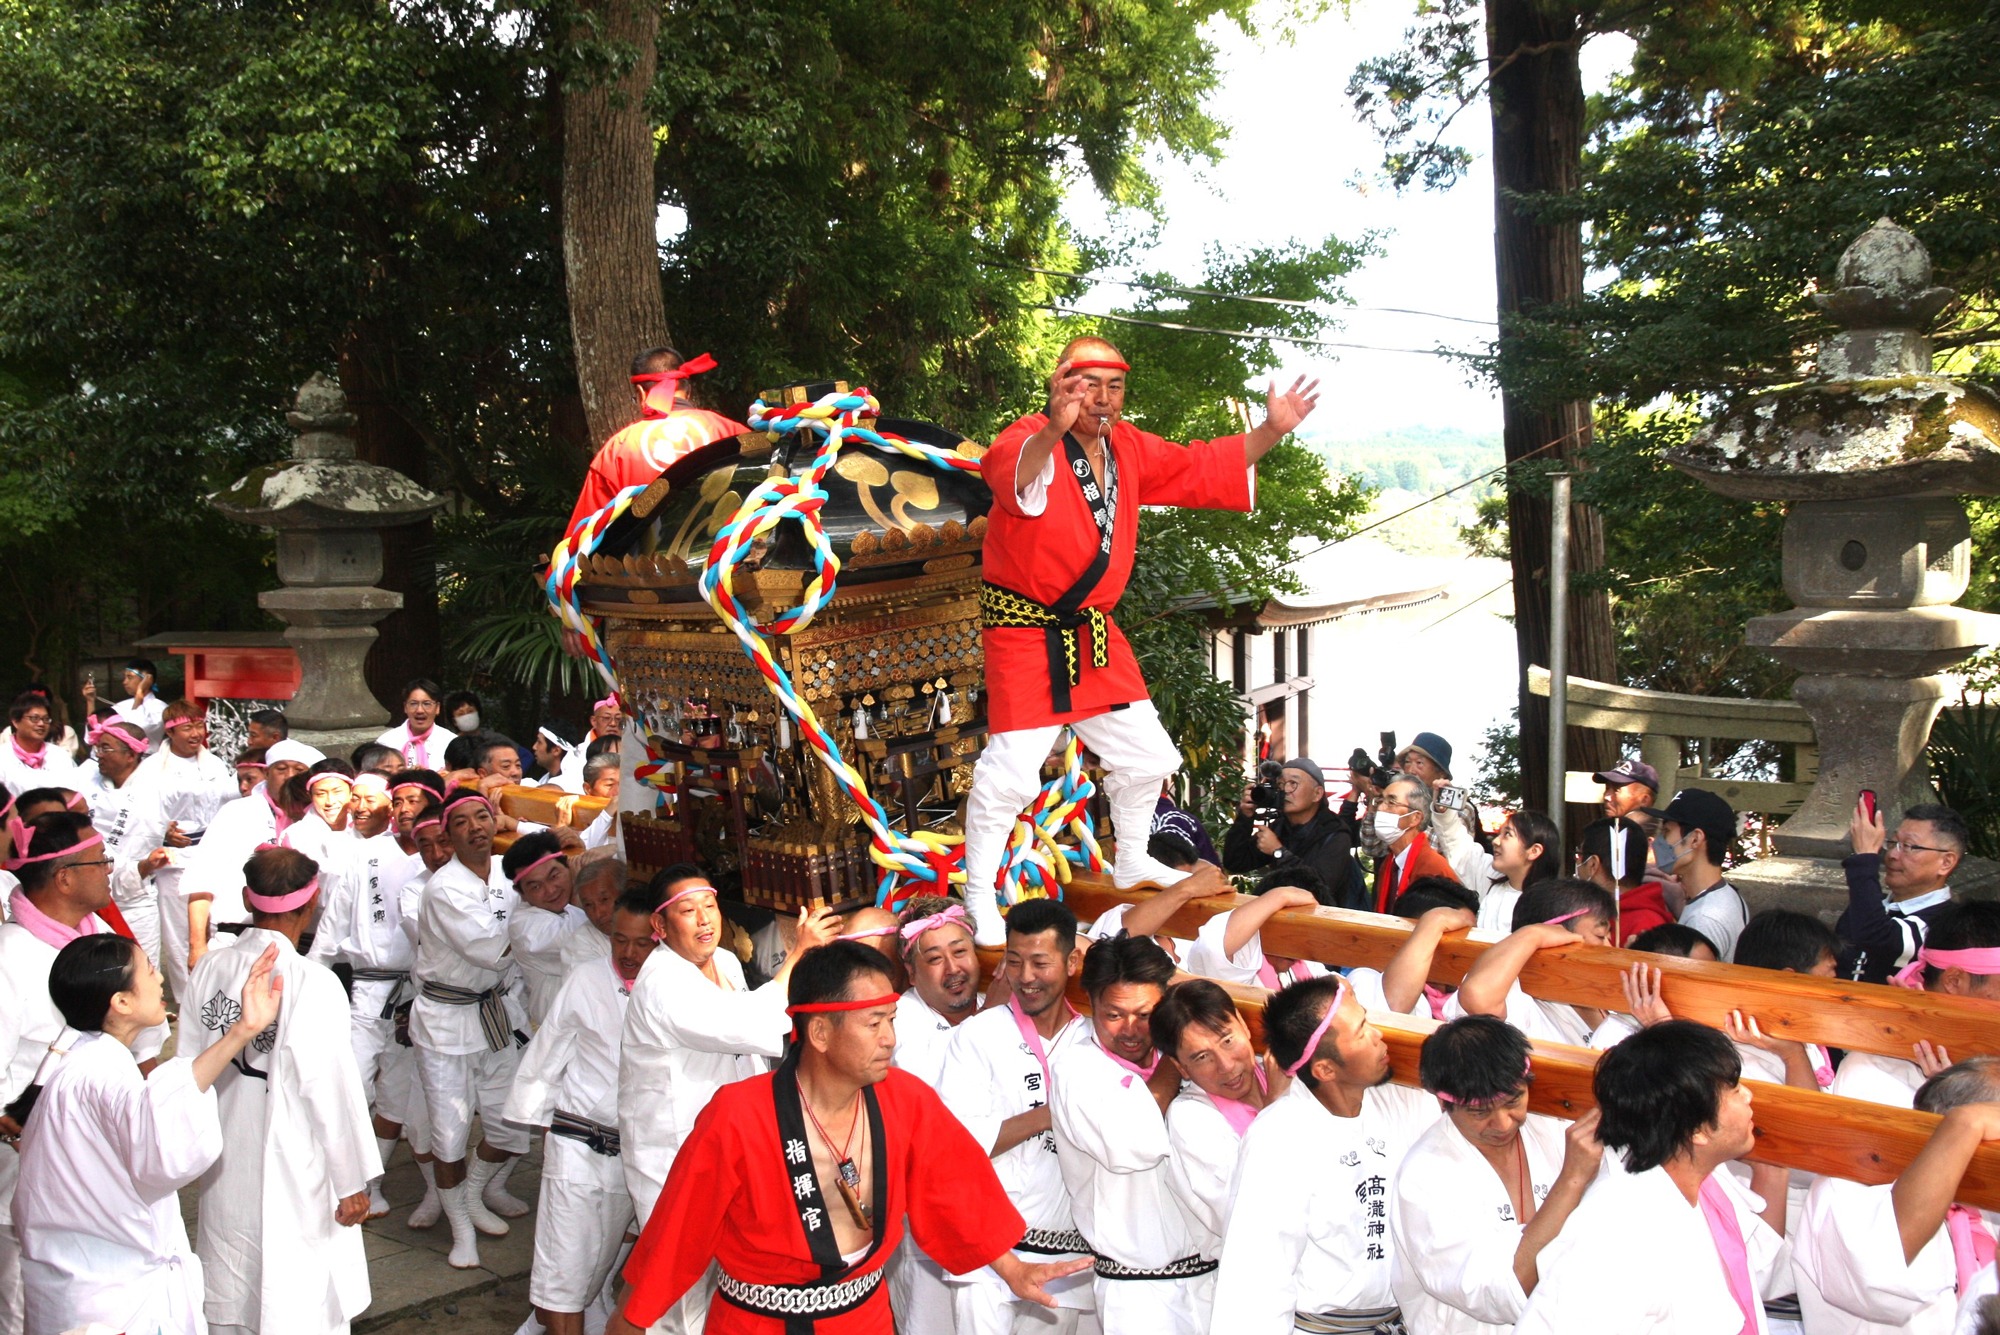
[1060,2,1636,440]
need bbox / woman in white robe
[13,931,281,1335]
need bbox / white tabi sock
[408,1159,442,1229]
[463,1154,512,1236]
[438,1181,482,1270]
[481,1151,532,1218]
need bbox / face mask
[1372,811,1408,845]
[455,712,481,733]
[1652,835,1680,872]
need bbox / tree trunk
[562,0,672,450]
[1485,0,1620,828]
[339,343,442,714]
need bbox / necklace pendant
[838,1158,860,1191]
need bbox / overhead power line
[1036,304,1470,358]
[998,260,1496,327]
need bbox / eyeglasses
[1884,839,1953,856]
[17,714,51,727]
[1374,795,1413,812]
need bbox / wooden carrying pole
[1061,882,2000,1063]
[999,923,2000,1211]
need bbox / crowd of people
[3,662,2000,1335]
[1,345,1998,1335]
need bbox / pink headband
[593,695,620,714]
[307,772,354,793]
[1434,1059,1533,1106]
[13,832,106,867]
[899,904,970,944]
[1891,947,2000,989]
[1545,907,1592,927]
[352,773,390,797]
[660,881,718,909]
[1283,977,1351,1077]
[245,875,320,915]
[413,816,443,833]
[513,850,566,883]
[236,758,268,771]
[837,925,900,941]
[392,780,438,797]
[86,718,149,755]
[442,790,493,815]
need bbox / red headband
[1065,358,1129,374]
[786,993,899,1018]
[631,353,717,419]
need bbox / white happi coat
[505,954,631,1195]
[13,1033,220,1335]
[1165,1084,1258,1257]
[937,1002,1094,1319]
[184,928,379,1334]
[182,790,281,928]
[1210,1078,1438,1330]
[508,902,586,1028]
[1831,1050,1924,1109]
[375,721,447,770]
[559,920,612,971]
[1182,913,1330,990]
[0,737,81,800]
[1514,1162,1790,1334]
[112,694,167,748]
[893,988,961,1087]
[1388,1110,1568,1334]
[618,943,789,1223]
[1050,1027,1198,1270]
[1793,1175,1960,1335]
[1443,983,1595,1048]
[78,760,168,962]
[144,747,239,952]
[309,833,420,977]
[410,857,524,1055]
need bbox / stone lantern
[1668,218,2000,901]
[211,374,445,741]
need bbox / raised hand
[1044,362,1091,437]
[1262,375,1321,438]
[235,944,286,1036]
[1620,962,1673,1027]
[1850,794,1886,856]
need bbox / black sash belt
[550,1110,621,1157]
[420,979,512,1052]
[1092,1253,1218,1281]
[352,968,410,1019]
[980,582,1111,714]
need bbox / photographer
[1222,758,1362,909]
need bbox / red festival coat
[981,415,1253,733]
[619,1066,1025,1334]
[567,407,748,533]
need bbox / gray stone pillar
[211,375,445,736]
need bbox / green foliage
[1929,702,2000,859]
[1317,426,1502,495]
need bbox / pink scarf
[1422,984,1451,1020]
[1949,1204,1998,1295]
[1102,1043,1161,1089]
[1210,1059,1271,1137]
[1255,957,1313,990]
[7,888,107,950]
[1009,992,1076,1094]
[1696,1175,1758,1335]
[9,731,44,769]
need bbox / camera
[1349,730,1398,789]
[1251,758,1285,819]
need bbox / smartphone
[1860,789,1878,822]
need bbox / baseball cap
[1592,760,1661,791]
[1644,788,1737,850]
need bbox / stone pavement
[181,1138,542,1334]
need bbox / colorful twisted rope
[542,386,1100,909]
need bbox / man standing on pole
[964,339,1319,944]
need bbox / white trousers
[0,1222,20,1335]
[888,1236,955,1334]
[646,1263,714,1335]
[1091,1272,1208,1335]
[159,885,197,1005]
[963,702,1183,941]
[530,1164,635,1312]
[415,1043,527,1160]
[952,1272,1098,1335]
[114,880,161,968]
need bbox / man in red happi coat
[605,942,1086,1334]
[567,346,748,533]
[962,337,1320,943]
